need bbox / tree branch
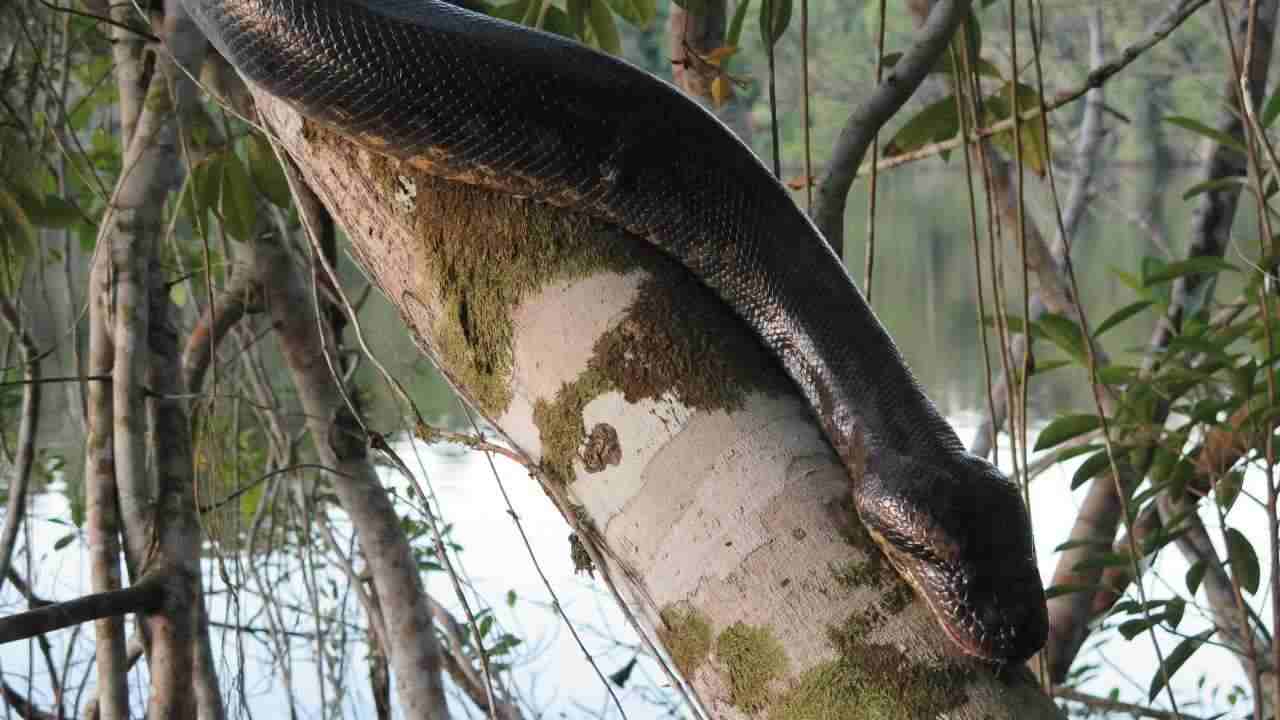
[812,0,972,253]
[0,298,41,596]
[859,0,1212,179]
[0,573,166,645]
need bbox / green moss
[356,150,646,416]
[531,269,789,484]
[771,611,973,720]
[878,581,914,616]
[829,556,890,591]
[769,659,894,720]
[312,126,789,481]
[657,605,713,678]
[716,622,789,712]
[532,368,612,486]
[590,273,787,410]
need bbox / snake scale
[183,0,1048,662]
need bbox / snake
[182,0,1049,663]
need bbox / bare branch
[0,573,166,645]
[813,0,972,252]
[0,298,41,595]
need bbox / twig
[813,0,973,252]
[857,0,1212,179]
[1052,687,1206,720]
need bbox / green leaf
[587,0,622,54]
[1119,616,1160,640]
[1072,449,1112,489]
[604,0,654,26]
[1094,300,1153,338]
[1225,527,1260,594]
[248,135,292,209]
[884,96,960,158]
[53,533,77,551]
[219,154,258,242]
[542,7,576,36]
[1142,257,1238,287]
[1185,560,1206,595]
[1035,414,1101,451]
[927,52,1003,80]
[487,0,533,22]
[1165,116,1247,155]
[1149,629,1214,701]
[1096,364,1138,386]
[758,0,791,49]
[1029,358,1072,376]
[981,82,1048,174]
[1035,313,1088,364]
[566,0,586,35]
[1217,471,1244,516]
[726,0,751,47]
[23,193,82,229]
[1182,176,1245,200]
[1264,88,1280,129]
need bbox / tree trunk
[255,92,1061,719]
[246,228,452,718]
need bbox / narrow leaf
[1148,629,1214,701]
[1225,527,1260,594]
[1094,301,1152,338]
[1142,257,1238,287]
[604,0,655,27]
[726,0,751,47]
[884,96,960,158]
[1263,88,1280,128]
[1165,116,1247,155]
[248,134,292,209]
[1034,414,1101,451]
[1072,449,1112,489]
[587,0,622,54]
[1035,313,1089,364]
[758,0,792,49]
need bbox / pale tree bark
[241,227,451,718]
[81,0,210,716]
[255,91,1060,719]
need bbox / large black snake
[183,0,1048,663]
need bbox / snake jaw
[853,452,1048,664]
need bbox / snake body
[184,0,1047,662]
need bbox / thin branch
[0,298,41,596]
[32,0,160,42]
[813,0,972,252]
[857,0,1212,179]
[1052,687,1207,720]
[0,573,166,644]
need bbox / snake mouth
[854,452,1049,664]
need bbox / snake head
[852,451,1048,664]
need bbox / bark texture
[245,228,451,718]
[256,89,1061,720]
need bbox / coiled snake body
[184,0,1048,662]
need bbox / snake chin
[855,452,1048,664]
